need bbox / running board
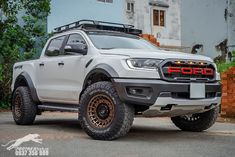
[38,103,79,112]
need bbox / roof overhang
[149,1,169,8]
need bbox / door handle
[58,62,64,66]
[39,63,44,67]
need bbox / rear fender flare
[13,72,40,104]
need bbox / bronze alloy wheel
[14,93,22,118]
[12,87,37,125]
[87,93,115,129]
[79,81,134,140]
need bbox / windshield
[88,33,159,50]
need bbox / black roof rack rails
[54,19,142,35]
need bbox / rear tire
[12,87,37,125]
[79,81,134,140]
[171,107,219,132]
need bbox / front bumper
[113,78,221,116]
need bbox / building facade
[124,0,181,47]
[181,0,228,58]
[227,0,235,55]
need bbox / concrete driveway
[0,111,235,157]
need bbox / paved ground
[0,111,235,157]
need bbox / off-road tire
[171,107,219,132]
[12,86,37,125]
[79,81,134,140]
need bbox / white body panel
[11,29,220,104]
[35,55,87,104]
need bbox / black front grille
[160,60,216,82]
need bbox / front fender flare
[83,64,119,89]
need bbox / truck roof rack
[54,20,142,35]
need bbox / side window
[67,34,86,46]
[45,36,65,56]
[63,34,87,55]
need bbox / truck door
[53,33,87,103]
[35,35,69,103]
[35,34,86,104]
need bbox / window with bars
[127,2,134,13]
[153,9,165,27]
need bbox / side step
[38,103,79,112]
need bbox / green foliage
[0,0,51,108]
[0,64,3,82]
[0,95,11,109]
[232,51,235,57]
[216,61,235,73]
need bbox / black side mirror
[64,44,87,55]
[45,50,60,56]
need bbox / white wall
[227,0,235,53]
[124,0,151,33]
[124,0,181,46]
[181,0,227,59]
[151,0,181,46]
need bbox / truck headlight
[126,58,162,70]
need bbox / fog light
[130,89,137,95]
[126,87,152,98]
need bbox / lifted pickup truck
[11,20,221,140]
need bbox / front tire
[79,81,134,140]
[12,86,37,125]
[171,107,219,132]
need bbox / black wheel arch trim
[13,72,40,104]
[82,64,119,89]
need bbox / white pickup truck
[11,20,221,140]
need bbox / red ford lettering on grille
[181,67,193,74]
[203,68,214,75]
[168,67,214,76]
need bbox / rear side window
[45,36,65,56]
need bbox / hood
[99,49,213,62]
